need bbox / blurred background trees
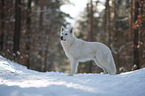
[0,0,145,74]
[76,0,145,73]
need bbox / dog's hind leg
[95,53,116,75]
[94,60,108,74]
[68,59,78,76]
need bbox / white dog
[60,26,116,76]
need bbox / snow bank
[0,55,145,96]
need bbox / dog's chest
[61,42,76,57]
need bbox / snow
[0,55,145,96]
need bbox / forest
[0,0,145,74]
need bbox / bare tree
[88,0,94,73]
[13,0,21,54]
[0,0,4,51]
[133,0,140,69]
[26,0,32,69]
[104,0,110,46]
[39,0,45,27]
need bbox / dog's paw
[100,72,108,74]
[68,73,74,76]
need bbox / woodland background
[0,0,145,74]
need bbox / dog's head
[60,26,73,41]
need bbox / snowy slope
[0,55,145,96]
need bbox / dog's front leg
[68,59,78,76]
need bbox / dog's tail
[108,53,117,75]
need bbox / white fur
[60,26,116,76]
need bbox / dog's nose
[60,36,63,40]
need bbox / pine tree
[0,0,4,51]
[26,0,32,69]
[13,0,21,54]
[133,0,140,69]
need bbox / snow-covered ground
[0,55,145,96]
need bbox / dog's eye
[65,33,67,35]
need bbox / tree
[112,0,120,71]
[139,0,145,69]
[88,0,94,73]
[26,0,32,69]
[104,0,110,46]
[13,0,21,54]
[39,0,45,26]
[133,0,140,69]
[0,0,4,51]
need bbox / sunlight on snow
[0,59,22,74]
[0,56,102,94]
[1,55,145,96]
[0,78,99,93]
[120,70,136,75]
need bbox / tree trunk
[39,0,46,71]
[0,0,4,51]
[89,0,94,41]
[39,0,45,27]
[106,0,110,46]
[13,0,21,54]
[88,0,94,73]
[26,0,31,69]
[133,1,140,69]
[112,0,117,35]
[112,0,119,72]
[139,0,145,69]
[129,0,133,40]
[104,0,110,46]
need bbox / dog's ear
[70,27,73,34]
[61,26,65,32]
